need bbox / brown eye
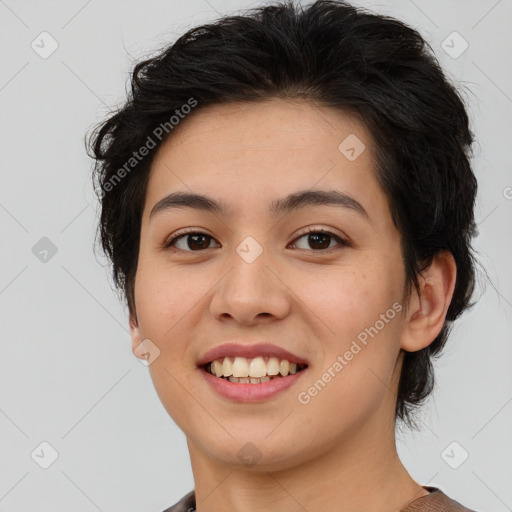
[165,227,349,253]
[289,228,349,251]
[166,232,219,251]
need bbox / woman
[88,1,480,510]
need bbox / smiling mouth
[202,357,308,384]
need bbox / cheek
[296,262,403,394]
[134,257,196,337]
[133,262,201,428]
[296,264,396,346]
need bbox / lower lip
[199,367,308,402]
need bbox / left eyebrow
[149,189,370,221]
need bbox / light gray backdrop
[0,0,511,511]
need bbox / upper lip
[197,342,309,367]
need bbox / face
[130,98,409,471]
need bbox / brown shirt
[161,486,478,511]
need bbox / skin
[129,98,456,512]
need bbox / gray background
[0,0,511,510]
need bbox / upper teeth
[209,356,304,378]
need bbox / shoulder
[402,486,480,512]
[160,489,195,512]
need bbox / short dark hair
[87,0,479,428]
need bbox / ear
[129,313,145,359]
[400,250,457,352]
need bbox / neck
[186,396,426,512]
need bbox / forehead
[144,98,386,219]
[160,98,371,159]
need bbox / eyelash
[163,226,350,253]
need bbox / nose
[209,239,291,326]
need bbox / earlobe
[129,314,145,358]
[400,251,457,352]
